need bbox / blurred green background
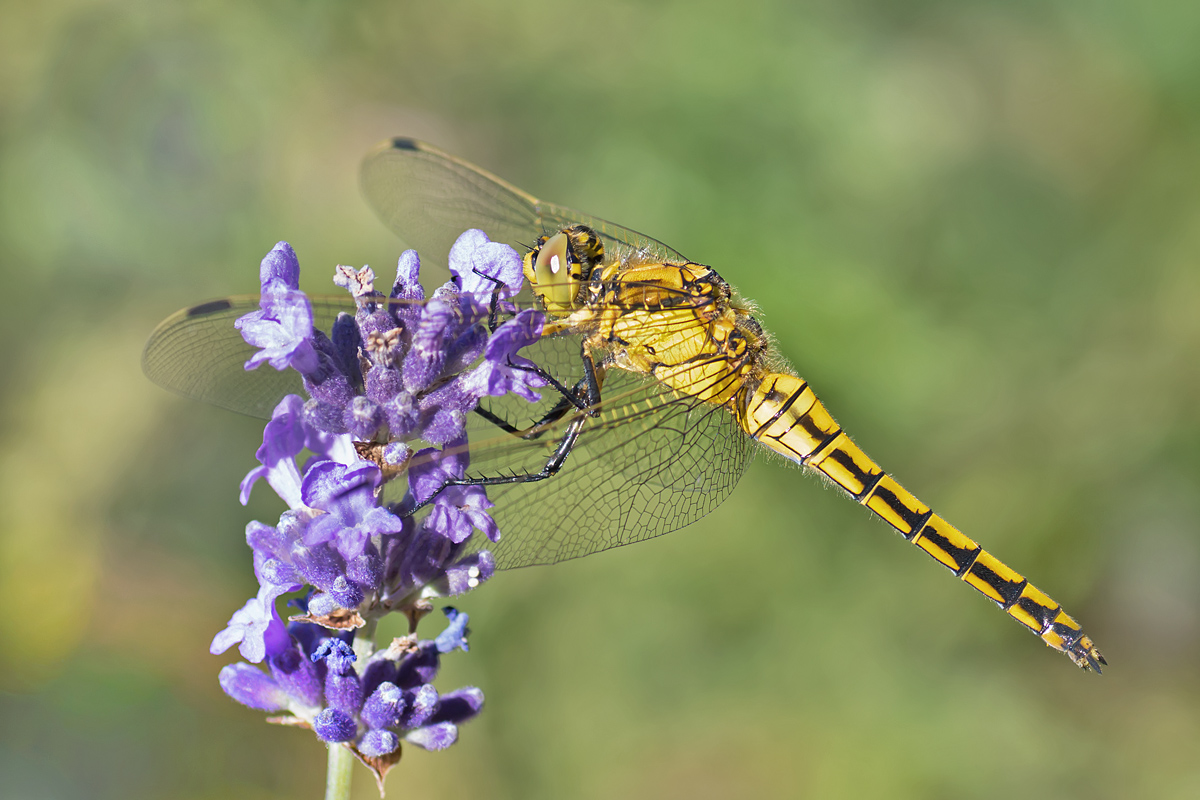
[2,1,1198,798]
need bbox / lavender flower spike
[214,230,540,790]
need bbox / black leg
[472,342,605,438]
[414,346,606,512]
[507,342,603,414]
[409,412,588,513]
[451,412,586,488]
[472,396,576,439]
[469,269,508,332]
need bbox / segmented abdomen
[741,373,1105,672]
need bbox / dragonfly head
[524,225,604,313]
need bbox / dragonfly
[144,137,1105,672]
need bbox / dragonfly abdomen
[742,373,1106,672]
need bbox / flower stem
[354,618,379,661]
[325,743,354,800]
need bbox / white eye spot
[467,566,480,578]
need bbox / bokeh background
[2,1,1198,798]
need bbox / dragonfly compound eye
[531,231,581,311]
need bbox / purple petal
[448,230,524,297]
[406,439,470,507]
[425,485,497,545]
[301,460,382,518]
[361,681,406,730]
[246,519,288,561]
[405,722,458,751]
[433,608,469,654]
[218,663,289,711]
[259,242,300,289]
[236,283,319,375]
[268,643,324,708]
[441,551,495,596]
[291,542,347,593]
[210,589,291,663]
[429,687,485,724]
[240,395,307,507]
[461,309,547,403]
[313,708,358,743]
[359,729,401,757]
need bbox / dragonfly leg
[416,347,604,511]
[409,412,588,513]
[467,270,508,332]
[472,342,605,439]
[451,413,587,488]
[511,342,604,414]
[473,394,578,439]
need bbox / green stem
[325,742,354,800]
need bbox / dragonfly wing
[360,137,686,266]
[457,333,756,568]
[142,297,300,418]
[361,138,545,264]
[143,295,364,419]
[146,293,750,564]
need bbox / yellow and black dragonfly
[145,137,1104,672]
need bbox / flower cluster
[210,231,544,778]
[219,607,483,758]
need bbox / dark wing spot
[187,299,234,317]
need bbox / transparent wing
[460,337,756,567]
[143,295,369,418]
[142,277,715,419]
[145,289,753,568]
[360,137,686,266]
[143,297,304,418]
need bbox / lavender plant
[209,231,545,795]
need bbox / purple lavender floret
[213,231,543,773]
[216,612,485,758]
[219,606,472,750]
[234,243,321,375]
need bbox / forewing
[360,137,686,266]
[142,278,705,421]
